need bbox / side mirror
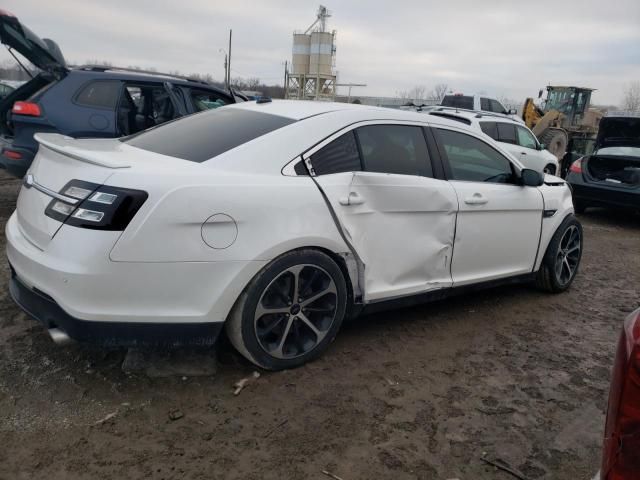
[508,108,517,115]
[537,143,546,151]
[521,168,544,187]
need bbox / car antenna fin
[6,46,34,79]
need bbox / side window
[516,126,538,149]
[436,129,515,184]
[480,98,491,111]
[479,121,498,140]
[190,89,231,112]
[75,81,121,109]
[310,131,362,175]
[117,84,177,136]
[496,123,517,144]
[489,99,506,114]
[356,125,432,177]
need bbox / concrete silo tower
[286,5,337,101]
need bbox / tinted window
[479,121,498,140]
[496,123,517,144]
[437,129,514,183]
[190,89,231,112]
[125,108,295,162]
[310,131,361,175]
[441,95,474,110]
[516,126,538,149]
[75,81,121,109]
[489,99,506,114]
[356,125,432,177]
[480,98,491,111]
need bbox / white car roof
[228,99,469,129]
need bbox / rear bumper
[567,173,640,210]
[6,212,266,345]
[9,269,223,347]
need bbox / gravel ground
[0,169,638,480]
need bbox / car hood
[0,10,66,73]
[595,115,640,150]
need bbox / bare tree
[396,85,428,103]
[498,95,520,113]
[622,81,640,112]
[409,85,427,103]
[428,83,449,103]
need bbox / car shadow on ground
[577,207,640,230]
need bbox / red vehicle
[601,307,640,479]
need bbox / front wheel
[226,249,348,370]
[535,215,583,293]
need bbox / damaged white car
[7,100,582,370]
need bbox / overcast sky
[4,0,639,105]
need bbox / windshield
[596,146,640,158]
[545,89,575,114]
[441,95,474,110]
[124,107,296,162]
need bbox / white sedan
[7,100,582,370]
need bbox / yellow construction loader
[522,86,602,176]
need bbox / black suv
[0,10,239,178]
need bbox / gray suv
[0,10,239,178]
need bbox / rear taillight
[2,150,22,160]
[44,179,147,231]
[12,101,41,117]
[601,309,640,479]
[569,158,583,174]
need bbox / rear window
[75,81,121,109]
[124,108,295,162]
[441,95,474,110]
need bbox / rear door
[116,82,180,136]
[307,122,458,301]
[432,127,543,285]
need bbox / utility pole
[227,29,232,89]
[223,54,228,89]
[283,60,288,98]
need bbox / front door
[308,123,458,301]
[433,127,544,286]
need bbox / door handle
[464,193,488,205]
[520,151,527,155]
[339,191,365,206]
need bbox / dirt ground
[0,169,638,480]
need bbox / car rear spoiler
[34,133,131,169]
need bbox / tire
[225,249,348,370]
[535,215,583,293]
[539,128,568,162]
[543,163,557,175]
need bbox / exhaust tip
[48,328,73,346]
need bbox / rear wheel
[543,163,557,175]
[536,215,583,293]
[226,249,348,370]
